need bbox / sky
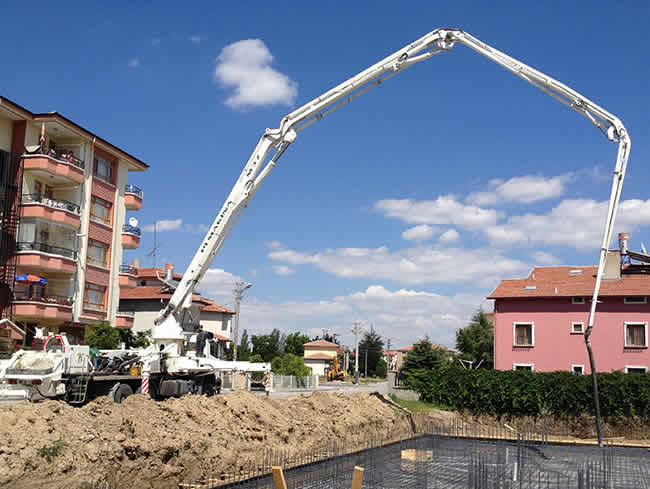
[3,1,650,350]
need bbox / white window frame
[624,365,648,373]
[572,297,585,304]
[624,296,647,304]
[513,363,534,371]
[571,364,585,374]
[513,322,535,347]
[624,322,648,348]
[571,322,585,334]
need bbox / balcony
[21,194,81,228]
[12,293,74,322]
[23,149,85,186]
[15,242,77,274]
[116,311,135,329]
[121,224,140,249]
[119,264,137,288]
[124,184,143,211]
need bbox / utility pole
[351,321,363,384]
[364,348,368,378]
[232,281,252,361]
[386,338,391,371]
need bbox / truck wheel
[111,383,134,404]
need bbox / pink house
[488,256,650,374]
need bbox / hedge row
[406,368,650,419]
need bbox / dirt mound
[0,391,411,489]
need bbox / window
[513,323,534,346]
[624,366,648,374]
[34,181,42,199]
[90,196,112,225]
[624,297,647,304]
[572,297,585,304]
[83,283,106,311]
[87,239,109,267]
[625,323,647,348]
[513,364,534,371]
[572,365,585,375]
[571,322,584,334]
[93,155,114,183]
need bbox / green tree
[401,336,446,390]
[285,332,310,356]
[251,328,285,362]
[271,353,311,378]
[358,326,384,377]
[248,353,264,363]
[375,358,388,378]
[235,329,252,361]
[456,309,494,368]
[118,329,151,349]
[85,321,120,349]
[313,332,340,345]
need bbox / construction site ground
[0,389,648,489]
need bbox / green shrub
[271,353,311,378]
[407,366,650,419]
[37,440,65,462]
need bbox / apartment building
[0,96,148,344]
[489,247,650,374]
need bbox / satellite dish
[128,217,139,227]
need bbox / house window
[624,297,647,304]
[87,239,109,267]
[572,297,585,304]
[513,323,534,347]
[93,155,114,184]
[571,322,584,334]
[572,365,585,375]
[83,283,106,311]
[624,366,648,374]
[513,364,534,371]
[624,323,647,348]
[90,196,112,225]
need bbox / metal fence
[86,419,649,489]
[271,374,319,390]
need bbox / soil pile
[0,392,411,489]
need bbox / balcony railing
[22,193,81,215]
[117,310,136,317]
[16,241,77,260]
[122,224,141,236]
[14,292,73,307]
[25,146,85,170]
[125,184,143,198]
[119,264,137,275]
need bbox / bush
[408,367,650,419]
[85,321,120,349]
[271,353,311,378]
[375,358,387,378]
[37,440,65,462]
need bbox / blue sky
[3,1,649,349]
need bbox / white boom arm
[154,28,630,349]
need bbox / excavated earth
[0,392,415,489]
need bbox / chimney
[165,263,174,281]
[619,232,629,255]
[133,257,141,269]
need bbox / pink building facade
[489,264,650,374]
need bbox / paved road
[240,381,388,399]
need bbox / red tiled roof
[398,343,451,353]
[119,286,234,314]
[304,353,335,361]
[213,333,232,342]
[137,267,183,281]
[201,303,232,313]
[488,266,650,299]
[303,339,339,348]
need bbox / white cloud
[128,58,140,68]
[190,35,205,45]
[376,196,498,231]
[272,265,295,276]
[531,251,560,265]
[402,224,436,241]
[485,198,650,250]
[439,229,460,244]
[214,39,298,108]
[467,173,572,206]
[143,218,183,232]
[152,38,161,46]
[268,243,527,286]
